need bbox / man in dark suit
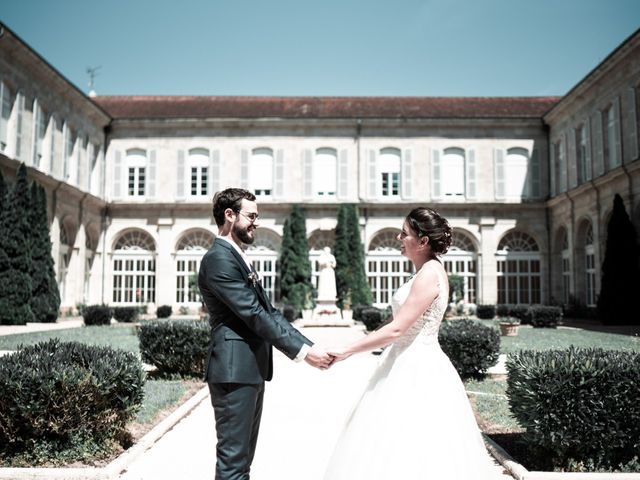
[199,188,333,480]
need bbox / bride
[324,207,498,480]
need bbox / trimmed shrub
[506,347,640,470]
[361,307,384,331]
[138,320,209,377]
[112,306,139,323]
[281,304,298,323]
[0,339,145,465]
[476,304,495,319]
[439,319,500,380]
[509,304,530,322]
[82,304,112,326]
[352,304,368,322]
[156,305,172,318]
[496,304,510,317]
[529,305,562,328]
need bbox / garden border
[0,386,210,480]
[484,434,640,480]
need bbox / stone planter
[499,322,519,336]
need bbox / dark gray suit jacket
[198,238,312,384]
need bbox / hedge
[156,305,172,318]
[112,306,139,323]
[438,319,500,379]
[82,304,112,326]
[476,304,496,319]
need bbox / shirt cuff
[294,343,311,362]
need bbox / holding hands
[304,345,353,370]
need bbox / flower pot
[499,323,519,336]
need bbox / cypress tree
[29,183,60,323]
[278,205,313,311]
[0,164,34,325]
[0,169,6,213]
[334,204,372,308]
[597,194,640,325]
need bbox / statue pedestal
[297,299,354,327]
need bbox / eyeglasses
[238,211,259,223]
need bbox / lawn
[464,378,522,433]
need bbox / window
[576,124,591,183]
[366,230,413,306]
[14,92,24,160]
[63,123,76,180]
[505,148,529,199]
[603,105,620,169]
[442,231,478,303]
[250,148,273,196]
[175,229,214,303]
[314,148,337,196]
[378,148,400,197]
[32,101,46,168]
[188,148,209,196]
[112,230,156,304]
[496,231,541,304]
[126,149,146,197]
[0,82,13,152]
[442,148,465,197]
[585,223,596,307]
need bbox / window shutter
[593,112,604,177]
[402,149,413,200]
[176,150,185,199]
[530,149,541,198]
[494,148,505,200]
[113,150,122,199]
[210,149,220,196]
[240,149,249,189]
[48,117,56,174]
[613,96,622,166]
[303,149,313,199]
[465,149,476,200]
[147,150,156,198]
[338,149,348,199]
[568,130,577,189]
[560,133,568,192]
[274,149,284,198]
[15,93,24,160]
[367,150,376,198]
[584,120,592,181]
[628,88,639,162]
[431,149,441,199]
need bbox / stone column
[479,217,497,305]
[155,218,175,312]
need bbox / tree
[28,183,60,323]
[0,169,6,214]
[0,164,34,325]
[278,205,313,311]
[334,204,372,308]
[597,194,640,325]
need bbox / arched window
[188,148,209,197]
[366,229,412,306]
[314,148,337,197]
[112,229,156,304]
[442,230,478,303]
[378,148,400,197]
[126,149,147,197]
[505,148,529,199]
[308,229,336,289]
[175,229,214,304]
[250,148,273,196]
[585,223,596,307]
[246,229,281,302]
[442,147,465,197]
[496,230,541,304]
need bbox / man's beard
[233,223,255,245]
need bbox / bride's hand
[327,346,352,363]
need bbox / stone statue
[316,247,337,302]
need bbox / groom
[198,188,333,480]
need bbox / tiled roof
[93,96,560,120]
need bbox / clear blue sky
[2,0,639,97]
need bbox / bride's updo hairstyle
[405,207,452,256]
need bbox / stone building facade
[1,23,639,313]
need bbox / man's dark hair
[212,188,256,227]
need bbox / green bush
[138,320,209,377]
[82,304,112,326]
[156,305,172,318]
[0,339,145,465]
[361,307,385,331]
[112,306,139,323]
[438,319,500,379]
[476,304,495,319]
[352,304,368,321]
[529,305,562,328]
[506,347,640,470]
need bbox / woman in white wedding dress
[324,207,497,480]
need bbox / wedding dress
[323,263,497,480]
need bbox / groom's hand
[304,345,333,370]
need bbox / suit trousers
[209,382,265,480]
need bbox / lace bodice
[390,263,448,348]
